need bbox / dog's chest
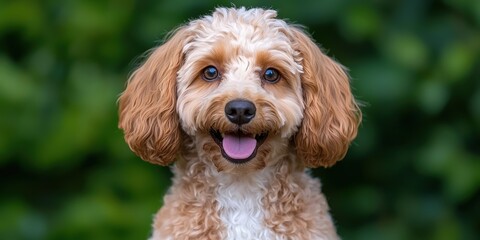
[215,174,276,240]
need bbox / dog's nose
[225,99,256,125]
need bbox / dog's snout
[225,99,256,125]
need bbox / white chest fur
[215,170,277,240]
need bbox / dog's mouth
[210,129,268,164]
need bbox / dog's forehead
[184,8,294,54]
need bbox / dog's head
[118,8,361,172]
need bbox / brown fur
[152,138,224,239]
[291,28,361,168]
[118,28,190,165]
[263,155,338,239]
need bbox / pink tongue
[222,134,257,159]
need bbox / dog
[118,7,361,240]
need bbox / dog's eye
[262,68,280,83]
[202,66,219,81]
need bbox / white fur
[214,168,277,240]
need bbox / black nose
[225,99,256,125]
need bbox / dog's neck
[172,144,304,239]
[153,135,335,240]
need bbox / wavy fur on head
[292,28,361,168]
[119,28,191,165]
[119,7,361,240]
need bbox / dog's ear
[291,28,361,168]
[118,28,190,165]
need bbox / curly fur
[119,7,361,240]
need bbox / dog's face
[119,8,361,173]
[176,10,305,171]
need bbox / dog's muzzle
[209,99,267,164]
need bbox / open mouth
[210,129,268,164]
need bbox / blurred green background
[1,0,479,239]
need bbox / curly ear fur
[292,28,361,168]
[118,28,189,165]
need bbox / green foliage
[1,0,479,239]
